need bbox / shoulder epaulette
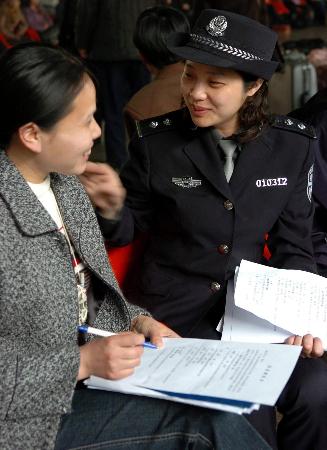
[270,115,317,138]
[135,109,185,138]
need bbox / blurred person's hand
[80,161,126,220]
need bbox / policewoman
[82,10,327,450]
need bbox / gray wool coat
[0,151,148,450]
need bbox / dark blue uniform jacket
[100,110,317,335]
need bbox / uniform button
[223,200,234,211]
[218,244,229,255]
[210,282,221,292]
[99,268,104,274]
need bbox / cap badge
[206,16,228,37]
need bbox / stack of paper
[222,260,327,349]
[85,338,301,415]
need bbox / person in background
[162,0,193,21]
[0,0,41,53]
[192,0,269,24]
[81,9,327,450]
[57,0,79,54]
[21,0,58,43]
[75,0,159,170]
[0,42,270,450]
[0,0,28,42]
[290,89,327,277]
[124,6,190,139]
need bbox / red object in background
[106,233,148,291]
[263,233,271,260]
[0,33,12,48]
[0,28,40,50]
[25,27,41,42]
[263,244,272,260]
[266,0,290,15]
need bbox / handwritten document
[85,338,301,414]
[233,260,327,347]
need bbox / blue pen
[78,325,157,349]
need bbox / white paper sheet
[234,260,327,347]
[85,338,301,412]
[222,279,292,344]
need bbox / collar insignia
[206,16,228,37]
[172,177,202,188]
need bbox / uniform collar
[183,128,233,199]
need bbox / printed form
[86,338,301,414]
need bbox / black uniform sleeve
[98,137,155,246]
[267,139,317,273]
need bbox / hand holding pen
[78,325,157,349]
[77,316,179,381]
[78,330,149,381]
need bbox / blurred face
[36,76,101,178]
[181,61,260,137]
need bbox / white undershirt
[28,176,62,229]
[28,176,96,324]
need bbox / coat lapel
[0,152,57,236]
[183,128,233,199]
[51,173,121,290]
[51,173,94,265]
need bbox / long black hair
[0,42,93,148]
[235,72,270,144]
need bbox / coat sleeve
[267,138,317,273]
[0,337,80,421]
[99,137,156,246]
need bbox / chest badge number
[172,177,202,188]
[307,164,313,202]
[256,177,288,188]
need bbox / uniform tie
[219,139,238,183]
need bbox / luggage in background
[268,50,318,114]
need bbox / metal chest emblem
[206,16,228,37]
[172,176,202,188]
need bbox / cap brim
[167,32,279,80]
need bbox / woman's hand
[78,332,144,381]
[131,315,180,349]
[284,334,324,358]
[79,161,126,220]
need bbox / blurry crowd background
[1,0,327,167]
[1,1,326,51]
